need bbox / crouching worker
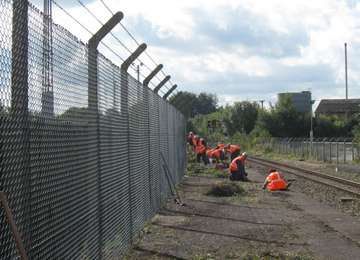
[196,139,209,165]
[229,152,248,181]
[226,144,241,161]
[262,169,290,191]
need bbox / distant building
[277,91,312,113]
[315,99,360,118]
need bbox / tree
[193,92,218,115]
[169,91,218,118]
[224,101,259,135]
[169,91,198,118]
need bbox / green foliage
[224,101,259,135]
[255,95,310,137]
[314,115,358,137]
[170,91,218,118]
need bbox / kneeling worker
[262,169,290,191]
[229,152,248,181]
[226,144,241,161]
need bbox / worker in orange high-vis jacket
[216,143,225,149]
[192,135,199,151]
[211,148,225,164]
[196,138,209,165]
[262,169,291,191]
[229,152,248,181]
[225,144,241,161]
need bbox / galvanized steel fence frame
[0,1,186,259]
[261,137,358,164]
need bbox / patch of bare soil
[125,166,360,260]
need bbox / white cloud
[30,0,360,105]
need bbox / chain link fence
[0,1,186,259]
[262,137,358,164]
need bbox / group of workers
[187,131,291,192]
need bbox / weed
[206,182,245,197]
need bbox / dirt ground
[125,164,360,260]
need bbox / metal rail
[249,156,360,197]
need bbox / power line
[52,0,140,69]
[77,0,158,76]
[53,0,176,94]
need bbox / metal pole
[88,12,124,258]
[11,0,31,254]
[121,43,147,241]
[345,42,348,100]
[143,65,163,215]
[336,141,339,171]
[0,192,29,260]
[344,139,346,163]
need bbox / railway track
[248,156,360,197]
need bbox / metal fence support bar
[0,192,28,260]
[121,42,147,241]
[143,64,163,87]
[344,140,346,163]
[10,0,32,254]
[163,84,177,100]
[143,64,163,214]
[153,75,171,94]
[121,43,147,71]
[88,11,123,258]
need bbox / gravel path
[125,166,360,260]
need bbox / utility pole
[42,0,54,116]
[136,62,143,82]
[259,100,264,110]
[345,42,348,100]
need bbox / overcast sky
[31,0,360,107]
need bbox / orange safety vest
[196,144,206,155]
[212,149,223,159]
[192,136,199,146]
[229,155,246,173]
[206,149,214,158]
[228,145,241,154]
[266,172,288,191]
[217,143,225,149]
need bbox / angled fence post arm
[143,64,163,87]
[154,75,171,94]
[163,84,177,100]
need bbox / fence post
[143,64,163,214]
[88,12,123,258]
[7,0,32,255]
[329,140,332,163]
[336,141,339,169]
[344,139,346,163]
[352,141,355,161]
[323,140,326,162]
[121,43,147,241]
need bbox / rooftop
[315,99,360,114]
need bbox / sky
[30,0,360,108]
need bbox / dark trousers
[230,164,247,181]
[230,151,240,161]
[197,153,209,165]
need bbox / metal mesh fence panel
[0,1,186,259]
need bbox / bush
[206,182,245,197]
